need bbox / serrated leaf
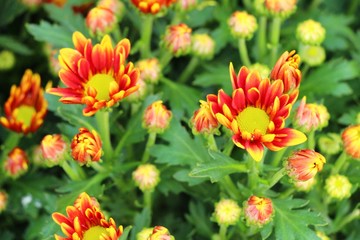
[0,35,33,55]
[0,0,26,27]
[272,198,327,240]
[173,169,206,186]
[193,64,231,93]
[151,119,210,166]
[185,201,213,238]
[130,208,151,240]
[189,150,247,182]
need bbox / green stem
[301,63,310,79]
[206,134,218,151]
[61,160,82,181]
[177,57,200,83]
[141,132,157,163]
[95,110,113,162]
[331,151,349,175]
[266,168,286,190]
[90,161,106,172]
[309,0,323,11]
[160,50,173,67]
[222,139,234,156]
[140,15,154,59]
[307,130,316,149]
[219,224,228,240]
[348,0,360,15]
[220,175,241,200]
[238,38,251,66]
[271,148,287,167]
[257,16,267,60]
[333,208,360,232]
[248,157,259,191]
[269,17,282,66]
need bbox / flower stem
[266,168,286,190]
[331,151,348,175]
[307,130,316,149]
[61,160,82,181]
[95,110,113,162]
[333,208,360,232]
[238,38,251,66]
[140,15,154,59]
[177,57,200,84]
[271,148,287,167]
[220,175,241,200]
[160,50,173,67]
[257,16,267,60]
[219,224,228,240]
[222,139,234,156]
[206,134,218,151]
[248,157,260,191]
[141,132,157,163]
[90,161,106,172]
[269,17,282,66]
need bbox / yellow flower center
[237,107,270,135]
[83,226,110,240]
[15,105,36,128]
[86,74,115,101]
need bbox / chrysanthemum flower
[296,19,326,46]
[228,11,258,39]
[52,192,123,240]
[148,226,175,240]
[190,100,219,135]
[86,6,118,36]
[40,134,68,166]
[136,58,161,84]
[162,23,192,57]
[341,124,360,160]
[213,199,241,226]
[191,33,215,60]
[143,100,172,133]
[0,190,8,213]
[207,62,306,161]
[3,147,29,178]
[265,0,297,17]
[47,31,140,116]
[244,195,274,226]
[71,128,103,165]
[132,164,160,192]
[286,149,326,181]
[294,96,330,133]
[325,174,352,200]
[0,69,47,134]
[131,0,176,14]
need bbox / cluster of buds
[132,164,160,192]
[325,174,352,200]
[228,11,258,40]
[142,101,172,134]
[3,147,29,179]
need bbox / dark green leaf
[0,0,26,27]
[0,35,33,55]
[185,201,214,238]
[173,169,206,186]
[119,226,133,240]
[193,64,232,93]
[129,207,151,240]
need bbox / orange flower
[52,192,123,240]
[342,124,360,159]
[3,147,29,178]
[190,100,219,135]
[131,0,176,14]
[163,23,192,56]
[207,63,306,161]
[143,100,172,133]
[86,6,118,36]
[71,128,103,165]
[40,134,68,166]
[244,196,274,226]
[0,69,47,134]
[47,31,140,116]
[265,0,297,16]
[286,149,326,181]
[270,50,301,104]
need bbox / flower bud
[190,100,219,135]
[86,6,118,37]
[98,0,125,18]
[191,33,215,60]
[71,128,103,165]
[286,149,326,182]
[40,134,68,166]
[3,147,29,179]
[136,58,161,84]
[298,44,326,67]
[243,196,274,227]
[132,164,160,192]
[228,11,258,39]
[265,0,297,18]
[318,133,342,155]
[294,177,316,192]
[296,19,326,46]
[0,190,8,213]
[130,0,176,15]
[148,226,175,240]
[325,174,352,200]
[136,227,153,240]
[249,63,271,79]
[177,0,197,11]
[162,23,192,57]
[143,101,172,133]
[341,124,360,160]
[213,199,241,226]
[126,78,148,102]
[0,50,15,70]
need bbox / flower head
[191,33,215,59]
[0,190,8,213]
[86,6,118,36]
[0,69,47,134]
[190,100,219,135]
[294,96,330,133]
[286,149,326,181]
[132,164,160,192]
[341,124,360,160]
[299,44,326,67]
[265,0,297,18]
[143,100,172,133]
[40,134,68,166]
[244,196,274,226]
[3,147,29,179]
[136,58,161,84]
[162,23,192,57]
[131,0,176,14]
[71,128,103,165]
[318,133,342,155]
[136,228,153,240]
[148,226,175,240]
[296,19,326,45]
[0,50,15,70]
[207,61,306,161]
[98,0,125,18]
[47,31,140,116]
[325,174,352,200]
[213,199,241,226]
[228,11,258,39]
[52,192,123,240]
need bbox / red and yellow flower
[148,226,175,240]
[0,69,47,134]
[86,6,118,36]
[162,23,192,57]
[207,62,306,161]
[40,134,68,166]
[286,149,326,181]
[341,124,360,160]
[244,195,274,226]
[143,100,172,133]
[71,128,103,165]
[52,192,123,240]
[130,0,176,14]
[3,147,29,178]
[190,100,219,135]
[47,31,140,116]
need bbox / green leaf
[189,150,247,182]
[119,226,133,240]
[185,201,214,238]
[300,58,359,97]
[272,198,327,240]
[129,207,151,240]
[193,64,232,93]
[0,35,33,55]
[151,119,210,166]
[0,0,26,27]
[173,169,206,186]
[26,21,73,48]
